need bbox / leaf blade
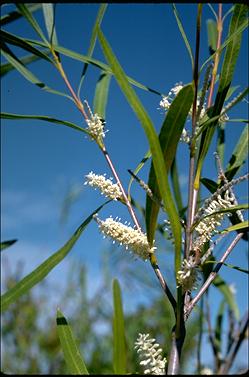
[57,309,89,375]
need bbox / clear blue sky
[1,3,248,373]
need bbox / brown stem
[185,233,243,319]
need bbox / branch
[185,232,243,319]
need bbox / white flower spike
[134,333,166,375]
[84,171,123,201]
[177,255,201,292]
[93,215,155,260]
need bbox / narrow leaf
[204,260,249,274]
[1,203,108,312]
[0,30,52,63]
[77,3,108,97]
[1,4,42,26]
[15,4,49,46]
[42,3,58,45]
[93,70,111,120]
[1,53,44,77]
[1,45,72,100]
[207,19,218,55]
[0,239,17,251]
[112,279,126,374]
[220,220,249,234]
[97,27,182,269]
[225,126,249,181]
[172,4,194,68]
[214,300,226,359]
[57,309,89,375]
[26,38,162,96]
[1,112,88,135]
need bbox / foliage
[1,3,248,375]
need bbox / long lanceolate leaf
[1,44,72,100]
[78,3,108,97]
[57,310,89,375]
[42,3,58,46]
[146,84,194,251]
[93,70,111,120]
[1,203,108,312]
[0,4,42,26]
[1,113,88,135]
[97,27,182,270]
[112,279,126,374]
[194,5,248,189]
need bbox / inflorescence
[84,171,123,201]
[93,215,155,261]
[134,333,167,375]
[84,100,106,142]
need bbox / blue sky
[1,3,248,373]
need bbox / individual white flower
[93,215,155,260]
[134,333,166,375]
[193,190,235,252]
[200,367,213,375]
[84,171,122,201]
[177,255,201,292]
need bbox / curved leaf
[207,19,218,55]
[127,149,151,201]
[93,70,111,120]
[113,279,126,374]
[0,239,17,251]
[1,53,44,77]
[1,112,88,135]
[221,220,249,234]
[172,4,194,68]
[57,309,89,375]
[0,4,42,26]
[1,203,108,312]
[97,27,182,270]
[77,3,108,97]
[42,3,58,45]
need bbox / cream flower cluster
[134,333,166,375]
[93,215,155,260]
[193,190,234,253]
[177,255,201,292]
[159,82,184,111]
[200,367,213,375]
[84,172,122,201]
[86,113,105,141]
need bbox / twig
[218,311,249,375]
[185,233,243,319]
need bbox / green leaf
[97,27,182,270]
[0,239,17,251]
[93,70,111,120]
[201,177,218,193]
[42,3,58,45]
[0,30,52,63]
[220,220,249,234]
[1,4,42,26]
[112,279,126,374]
[77,3,108,97]
[1,112,88,135]
[57,309,89,375]
[1,44,72,100]
[213,275,239,320]
[1,53,44,77]
[204,260,249,274]
[145,84,194,271]
[225,125,249,181]
[172,4,194,68]
[1,203,108,312]
[15,4,49,46]
[207,19,218,55]
[26,38,162,96]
